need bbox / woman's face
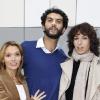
[73,32,90,55]
[4,45,21,71]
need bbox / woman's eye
[74,37,78,40]
[83,37,88,39]
[15,53,20,56]
[5,54,11,57]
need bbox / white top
[16,85,26,100]
[36,37,59,53]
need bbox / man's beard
[43,27,63,39]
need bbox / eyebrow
[46,16,63,21]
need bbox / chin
[76,50,86,55]
[78,51,88,55]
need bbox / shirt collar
[36,37,59,53]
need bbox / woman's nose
[78,39,82,45]
[11,56,16,61]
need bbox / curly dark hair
[41,7,68,29]
[67,22,100,56]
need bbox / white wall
[0,0,100,27]
[50,0,76,26]
[76,0,100,27]
[0,0,100,53]
[0,0,24,27]
[25,0,49,27]
[25,0,76,27]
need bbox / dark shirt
[65,60,80,100]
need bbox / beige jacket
[58,55,100,100]
[0,70,30,100]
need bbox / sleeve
[0,80,9,100]
[92,60,100,100]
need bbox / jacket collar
[0,70,20,100]
[36,37,59,53]
[0,70,30,100]
[87,56,100,100]
[61,58,73,81]
[22,80,30,100]
[59,58,73,99]
[59,56,100,100]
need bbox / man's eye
[57,20,62,24]
[47,19,52,22]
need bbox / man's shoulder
[58,49,66,56]
[21,40,37,47]
[57,49,68,61]
[22,40,37,45]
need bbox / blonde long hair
[0,41,24,83]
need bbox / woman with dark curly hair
[58,22,100,100]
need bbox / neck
[6,69,20,84]
[72,49,94,62]
[43,35,58,52]
[6,69,16,78]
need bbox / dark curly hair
[67,22,100,56]
[41,7,68,29]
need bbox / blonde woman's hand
[31,89,46,100]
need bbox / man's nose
[52,20,56,26]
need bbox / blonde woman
[0,41,46,100]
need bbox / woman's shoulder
[93,55,100,75]
[92,55,100,64]
[0,70,6,77]
[0,70,7,85]
[97,56,100,64]
[61,57,72,65]
[60,58,73,72]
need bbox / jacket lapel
[22,81,30,100]
[1,71,20,100]
[59,59,73,99]
[61,58,73,79]
[87,56,100,100]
